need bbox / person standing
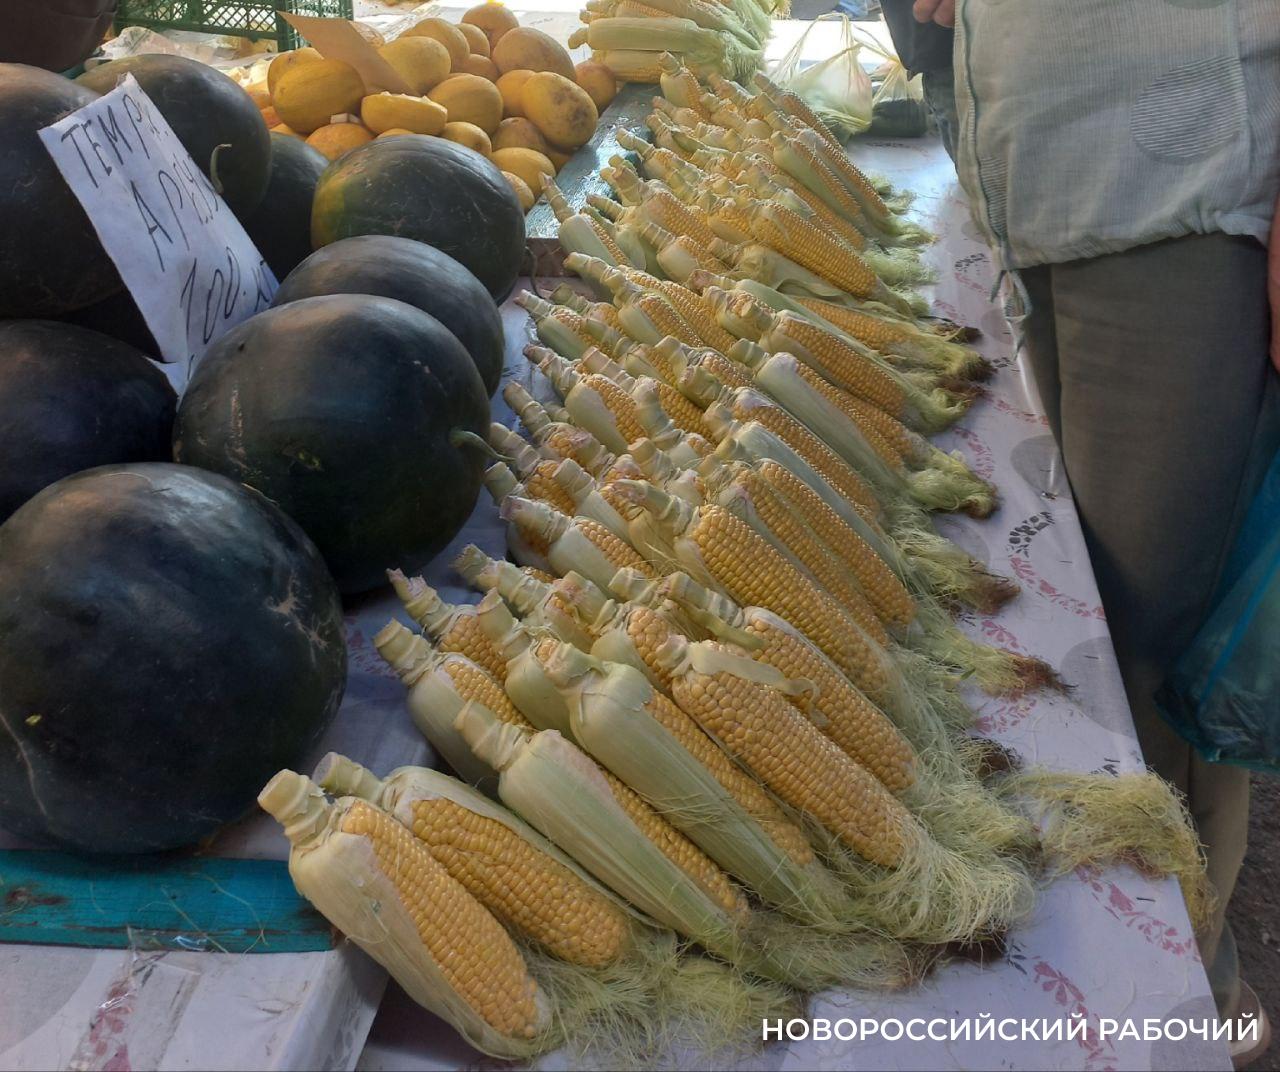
[879,0,958,159]
[912,0,1279,1065]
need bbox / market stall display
[0,15,1235,1070]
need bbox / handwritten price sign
[39,74,276,390]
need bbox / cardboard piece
[38,75,276,391]
[280,13,413,95]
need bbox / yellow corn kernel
[439,658,537,733]
[769,314,907,417]
[784,360,909,470]
[723,468,890,644]
[737,614,914,791]
[662,641,909,867]
[753,208,880,299]
[581,515,660,578]
[793,297,915,351]
[522,459,581,517]
[681,504,887,686]
[641,189,722,250]
[753,459,911,633]
[341,800,545,1038]
[392,575,510,681]
[645,282,740,355]
[408,796,631,967]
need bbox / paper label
[38,75,276,391]
[280,13,413,94]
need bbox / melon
[0,463,346,854]
[461,2,520,49]
[77,55,272,214]
[440,120,491,154]
[271,58,366,136]
[238,132,329,281]
[491,27,575,79]
[0,321,175,523]
[272,235,505,395]
[306,121,374,160]
[311,136,525,301]
[428,73,503,134]
[58,285,162,358]
[174,294,492,592]
[403,17,471,69]
[0,64,118,317]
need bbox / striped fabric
[953,0,1280,271]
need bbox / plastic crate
[114,0,354,52]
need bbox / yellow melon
[496,69,534,117]
[361,93,448,136]
[502,170,535,212]
[457,23,490,57]
[458,54,500,81]
[461,2,519,49]
[306,122,374,160]
[267,47,321,97]
[428,73,504,135]
[274,58,366,135]
[489,147,554,195]
[491,116,551,155]
[403,17,470,68]
[377,128,416,138]
[574,61,617,112]
[522,71,598,150]
[492,27,575,79]
[440,121,492,155]
[378,37,452,96]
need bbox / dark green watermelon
[174,294,491,593]
[273,235,505,395]
[77,54,271,214]
[311,135,526,302]
[0,320,176,523]
[58,285,162,359]
[240,133,329,282]
[0,463,346,855]
[0,64,118,317]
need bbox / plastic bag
[867,56,929,138]
[767,13,872,139]
[1157,447,1280,772]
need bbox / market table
[0,29,1230,1072]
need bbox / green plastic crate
[114,0,353,52]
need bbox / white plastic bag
[767,13,873,138]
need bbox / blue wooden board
[0,850,334,953]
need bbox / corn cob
[457,701,748,921]
[661,574,912,784]
[544,180,635,266]
[504,384,620,477]
[550,283,627,333]
[314,753,633,968]
[703,464,900,639]
[387,572,508,679]
[534,350,648,453]
[630,378,717,464]
[658,52,712,114]
[489,427,582,517]
[611,482,888,685]
[261,773,550,1056]
[501,496,659,591]
[752,72,842,148]
[656,637,912,867]
[538,643,846,921]
[703,393,883,518]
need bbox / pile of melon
[247,3,617,209]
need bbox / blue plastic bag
[1157,448,1280,772]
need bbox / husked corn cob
[545,180,635,266]
[704,393,882,518]
[749,202,884,301]
[797,128,890,222]
[455,545,555,620]
[760,313,907,415]
[658,51,712,115]
[546,457,636,539]
[753,72,841,148]
[501,495,659,591]
[631,378,717,464]
[662,572,911,784]
[388,572,508,679]
[657,637,911,867]
[706,464,894,640]
[613,483,887,685]
[314,754,633,969]
[769,133,867,226]
[517,293,627,362]
[550,283,627,333]
[640,188,722,250]
[457,702,749,921]
[491,429,582,517]
[261,773,548,1056]
[793,296,916,351]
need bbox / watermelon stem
[209,143,233,197]
[450,428,503,460]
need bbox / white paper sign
[39,75,276,390]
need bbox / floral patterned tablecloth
[357,137,1231,1072]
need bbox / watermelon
[77,54,271,214]
[311,135,525,302]
[58,285,162,360]
[174,294,491,593]
[0,463,346,855]
[240,132,329,282]
[0,64,118,317]
[0,320,175,523]
[273,235,505,395]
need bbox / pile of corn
[259,62,1210,1064]
[569,0,775,84]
